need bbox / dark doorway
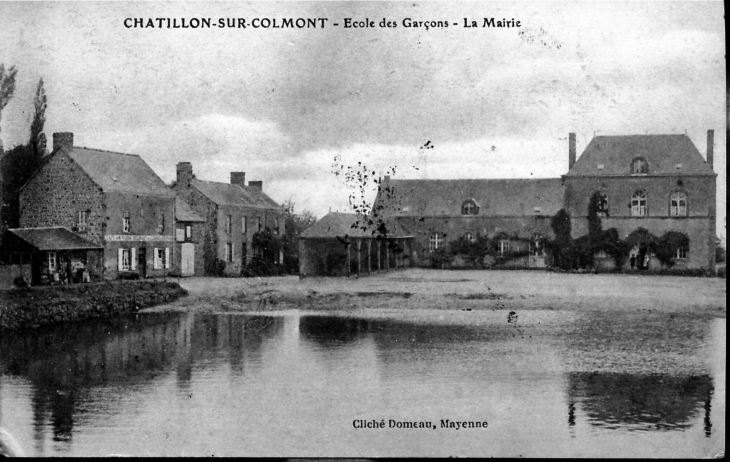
[138,248,147,278]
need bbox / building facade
[373,131,717,272]
[19,132,177,279]
[172,162,285,276]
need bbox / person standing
[630,254,636,270]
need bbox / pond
[0,308,724,457]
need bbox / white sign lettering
[105,235,175,242]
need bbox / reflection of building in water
[0,312,281,454]
[567,372,713,435]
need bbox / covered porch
[0,227,104,288]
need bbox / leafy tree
[550,208,572,269]
[279,199,317,273]
[0,78,47,232]
[716,236,726,263]
[448,233,490,267]
[0,64,18,143]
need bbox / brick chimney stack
[231,172,246,187]
[176,162,193,186]
[249,180,263,191]
[53,132,74,152]
[707,129,714,170]
[568,133,576,170]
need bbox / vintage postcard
[0,0,725,458]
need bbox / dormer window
[461,199,478,215]
[631,157,648,174]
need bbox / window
[429,233,443,252]
[274,217,279,235]
[670,191,687,216]
[158,212,165,234]
[675,243,689,259]
[122,211,130,233]
[153,247,169,269]
[596,193,609,217]
[48,252,57,271]
[226,243,233,262]
[120,248,131,271]
[529,236,544,256]
[631,157,648,174]
[185,225,192,240]
[226,215,232,233]
[76,210,89,232]
[242,216,247,234]
[498,239,510,256]
[464,232,476,243]
[257,217,262,232]
[462,200,478,215]
[631,190,647,217]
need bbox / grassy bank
[147,269,726,318]
[1,280,188,330]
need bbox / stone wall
[19,151,104,244]
[0,280,187,330]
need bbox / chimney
[53,132,74,152]
[249,180,263,191]
[231,172,246,187]
[176,162,193,186]
[707,129,714,169]
[568,132,576,170]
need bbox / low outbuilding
[0,227,104,288]
[298,212,413,278]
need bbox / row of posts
[345,238,408,278]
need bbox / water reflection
[0,310,723,457]
[567,372,713,434]
[0,313,281,454]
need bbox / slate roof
[566,134,715,177]
[300,212,412,239]
[175,196,205,222]
[68,147,175,196]
[191,179,283,210]
[374,178,565,217]
[2,227,103,252]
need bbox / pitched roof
[566,134,715,177]
[300,212,411,238]
[191,179,283,210]
[374,178,564,217]
[67,147,175,196]
[175,196,205,222]
[1,227,103,252]
[300,212,372,238]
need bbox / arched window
[631,157,648,174]
[631,190,647,217]
[429,233,443,252]
[670,191,687,216]
[461,199,478,215]
[464,232,476,243]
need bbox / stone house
[564,131,717,272]
[173,196,206,276]
[19,132,177,279]
[373,130,717,272]
[371,177,564,268]
[172,162,286,275]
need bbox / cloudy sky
[0,1,725,238]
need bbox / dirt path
[144,269,726,318]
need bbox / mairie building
[372,130,717,272]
